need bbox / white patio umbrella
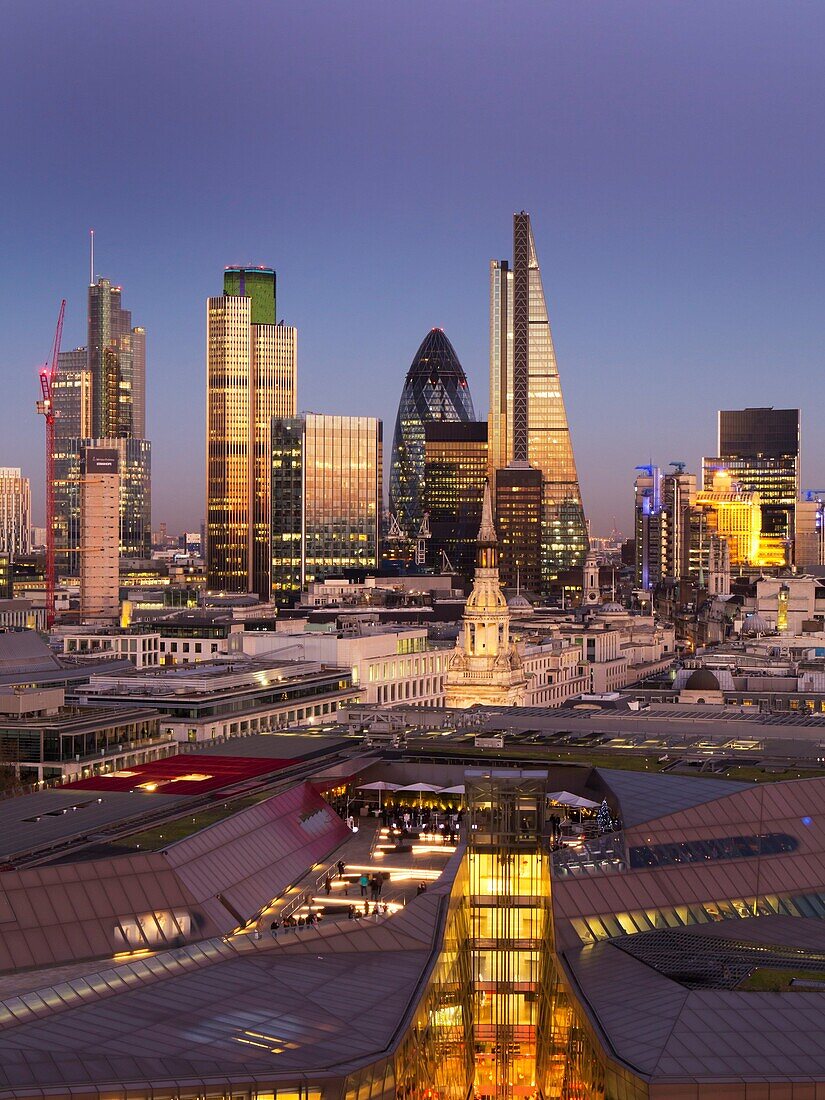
[356,780,401,809]
[439,784,466,795]
[546,791,600,809]
[397,781,443,807]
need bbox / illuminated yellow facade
[206,287,297,598]
[270,414,382,606]
[693,470,786,569]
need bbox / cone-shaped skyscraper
[489,213,588,588]
[389,328,476,533]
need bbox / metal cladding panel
[165,782,349,929]
[0,948,433,1089]
[0,856,214,972]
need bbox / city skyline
[3,3,825,536]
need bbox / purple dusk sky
[1,1,824,536]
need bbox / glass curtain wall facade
[54,349,92,440]
[489,215,588,591]
[206,269,297,598]
[422,421,488,582]
[342,861,474,1100]
[495,464,543,595]
[389,329,476,536]
[54,280,151,582]
[271,415,382,606]
[466,770,554,1100]
[0,468,31,558]
[705,407,800,561]
[54,438,151,576]
[88,278,144,439]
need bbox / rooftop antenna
[90,228,95,285]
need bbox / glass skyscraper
[88,278,145,439]
[54,437,151,577]
[703,407,800,561]
[422,421,488,582]
[206,267,297,598]
[271,414,382,606]
[52,274,151,581]
[389,328,476,535]
[489,213,588,589]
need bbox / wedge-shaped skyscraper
[489,213,588,586]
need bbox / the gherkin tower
[389,328,476,533]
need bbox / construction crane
[35,300,66,629]
[387,513,406,542]
[414,512,431,567]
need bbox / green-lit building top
[223,266,276,325]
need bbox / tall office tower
[633,464,697,589]
[88,277,145,438]
[206,267,297,598]
[79,447,120,623]
[494,462,543,595]
[54,438,151,576]
[489,213,588,590]
[0,469,31,558]
[270,414,382,606]
[796,492,825,568]
[389,329,475,535]
[130,327,146,438]
[703,407,800,562]
[422,421,487,582]
[634,465,665,590]
[661,465,697,578]
[53,349,92,440]
[53,349,93,575]
[690,469,775,571]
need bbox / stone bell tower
[444,482,528,708]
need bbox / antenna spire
[89,228,95,285]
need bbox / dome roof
[507,594,534,614]
[600,602,625,614]
[742,612,771,635]
[684,668,721,692]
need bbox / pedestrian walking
[359,873,369,897]
[376,875,384,898]
[336,859,346,877]
[270,920,280,937]
[324,873,332,896]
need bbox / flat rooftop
[82,657,347,697]
[0,734,350,861]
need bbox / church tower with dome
[444,482,528,708]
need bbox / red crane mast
[36,300,66,629]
